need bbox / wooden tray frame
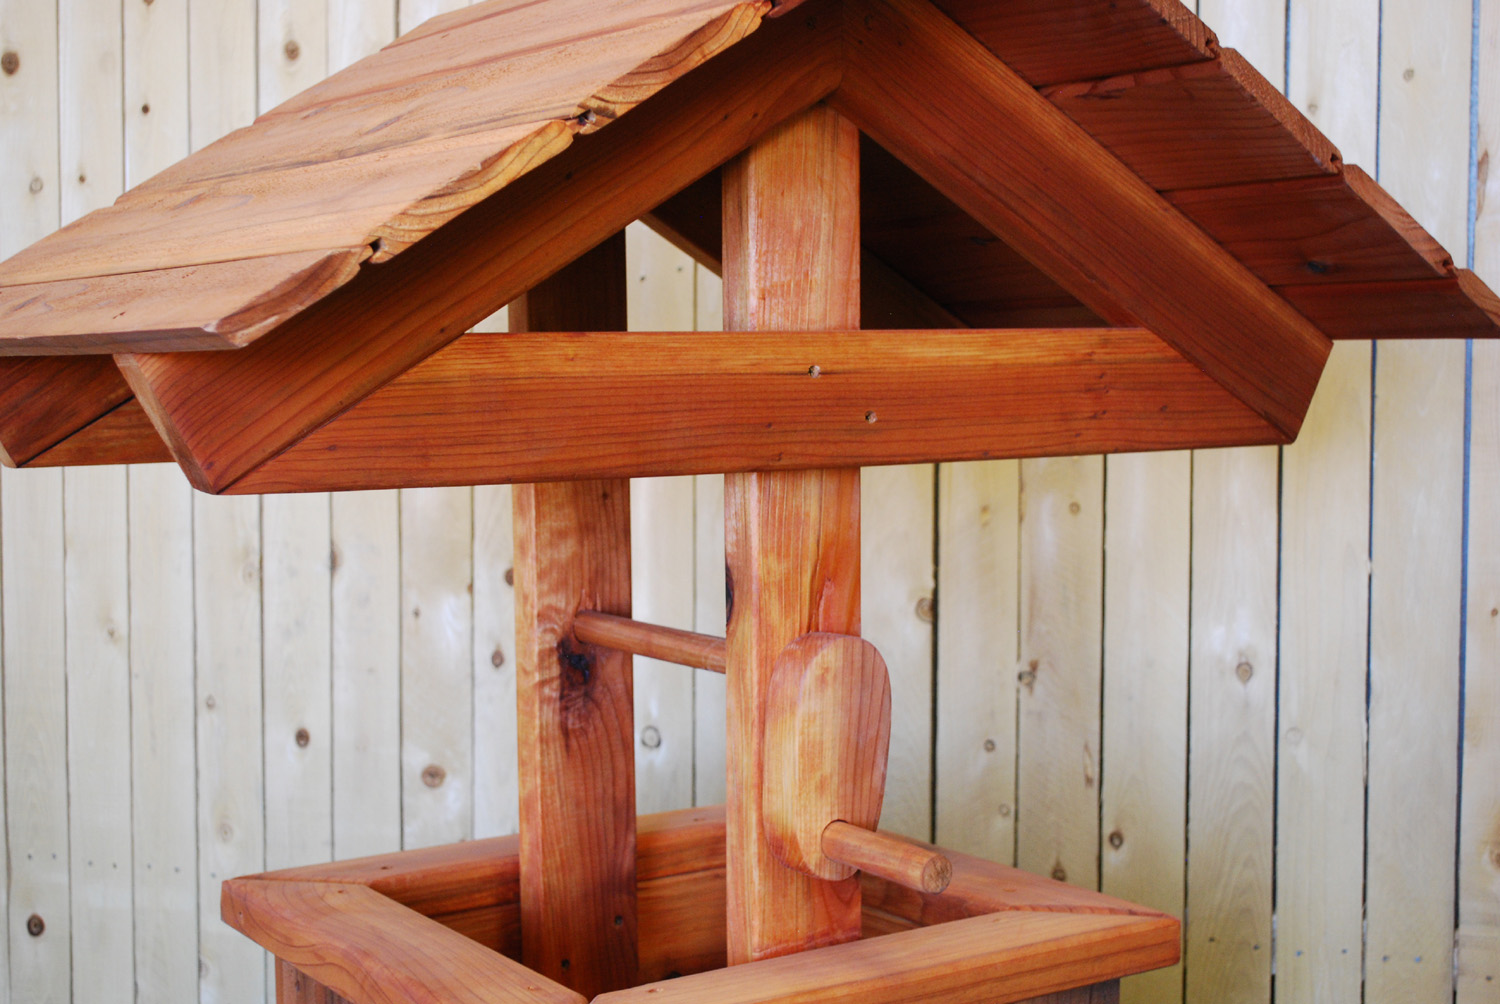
[225,806,1178,1004]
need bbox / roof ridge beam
[831,0,1330,437]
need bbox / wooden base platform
[225,806,1178,1004]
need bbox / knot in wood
[1,51,18,76]
[421,764,446,788]
[294,727,310,748]
[25,914,43,937]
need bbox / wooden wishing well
[0,0,1493,1001]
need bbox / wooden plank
[627,221,698,815]
[117,7,842,494]
[194,491,266,1004]
[1461,341,1500,998]
[0,1,764,290]
[934,460,1019,862]
[834,0,1331,439]
[0,356,132,467]
[1366,0,1470,997]
[512,233,637,999]
[722,104,864,964]
[1163,168,1453,287]
[3,468,70,1004]
[399,485,474,849]
[222,879,587,1004]
[123,1,196,999]
[930,0,1217,88]
[1016,455,1102,891]
[474,483,520,839]
[0,247,370,354]
[1186,444,1278,1004]
[862,463,934,840]
[276,959,339,1004]
[596,911,1179,1004]
[1100,450,1188,1004]
[329,490,401,859]
[692,268,728,810]
[1276,272,1500,339]
[126,463,199,1004]
[24,399,171,468]
[1043,50,1339,191]
[230,327,1281,494]
[62,464,134,1004]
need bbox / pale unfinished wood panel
[1101,450,1188,1004]
[1188,444,1277,1004]
[628,222,699,815]
[473,483,519,839]
[1275,342,1370,1003]
[331,490,402,859]
[193,491,265,1004]
[329,0,396,75]
[692,268,728,809]
[931,0,1217,87]
[127,464,198,1004]
[935,460,1019,863]
[63,465,133,1004]
[400,486,474,850]
[3,468,70,1004]
[1365,0,1470,997]
[863,464,935,839]
[231,327,1279,494]
[1461,338,1500,998]
[1017,455,1103,890]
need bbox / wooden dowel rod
[821,821,952,895]
[574,611,727,672]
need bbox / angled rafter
[228,328,1278,495]
[117,6,844,493]
[0,357,135,467]
[831,0,1331,438]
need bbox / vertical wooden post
[722,104,863,964]
[512,234,638,998]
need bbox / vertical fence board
[331,491,402,858]
[474,484,518,838]
[628,223,698,814]
[1367,1,1470,999]
[194,493,265,1004]
[124,1,195,1000]
[1017,456,1103,889]
[1189,446,1279,1004]
[400,487,474,849]
[1,1,62,1000]
[1102,451,1190,1004]
[934,461,1019,862]
[864,464,935,839]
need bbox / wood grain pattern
[722,103,864,964]
[834,0,1331,438]
[117,6,841,494]
[1044,49,1339,191]
[511,234,636,999]
[23,398,171,467]
[820,822,950,894]
[222,879,587,1004]
[0,355,132,466]
[1277,271,1500,339]
[276,959,345,1004]
[932,0,1217,87]
[596,910,1179,1004]
[762,633,891,880]
[0,247,368,354]
[1164,166,1452,286]
[230,327,1281,494]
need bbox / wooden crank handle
[820,820,952,894]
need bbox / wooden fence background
[1,0,1497,1002]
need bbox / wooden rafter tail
[1278,272,1500,340]
[116,7,844,495]
[0,356,139,467]
[831,0,1330,438]
[228,326,1281,495]
[25,399,173,468]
